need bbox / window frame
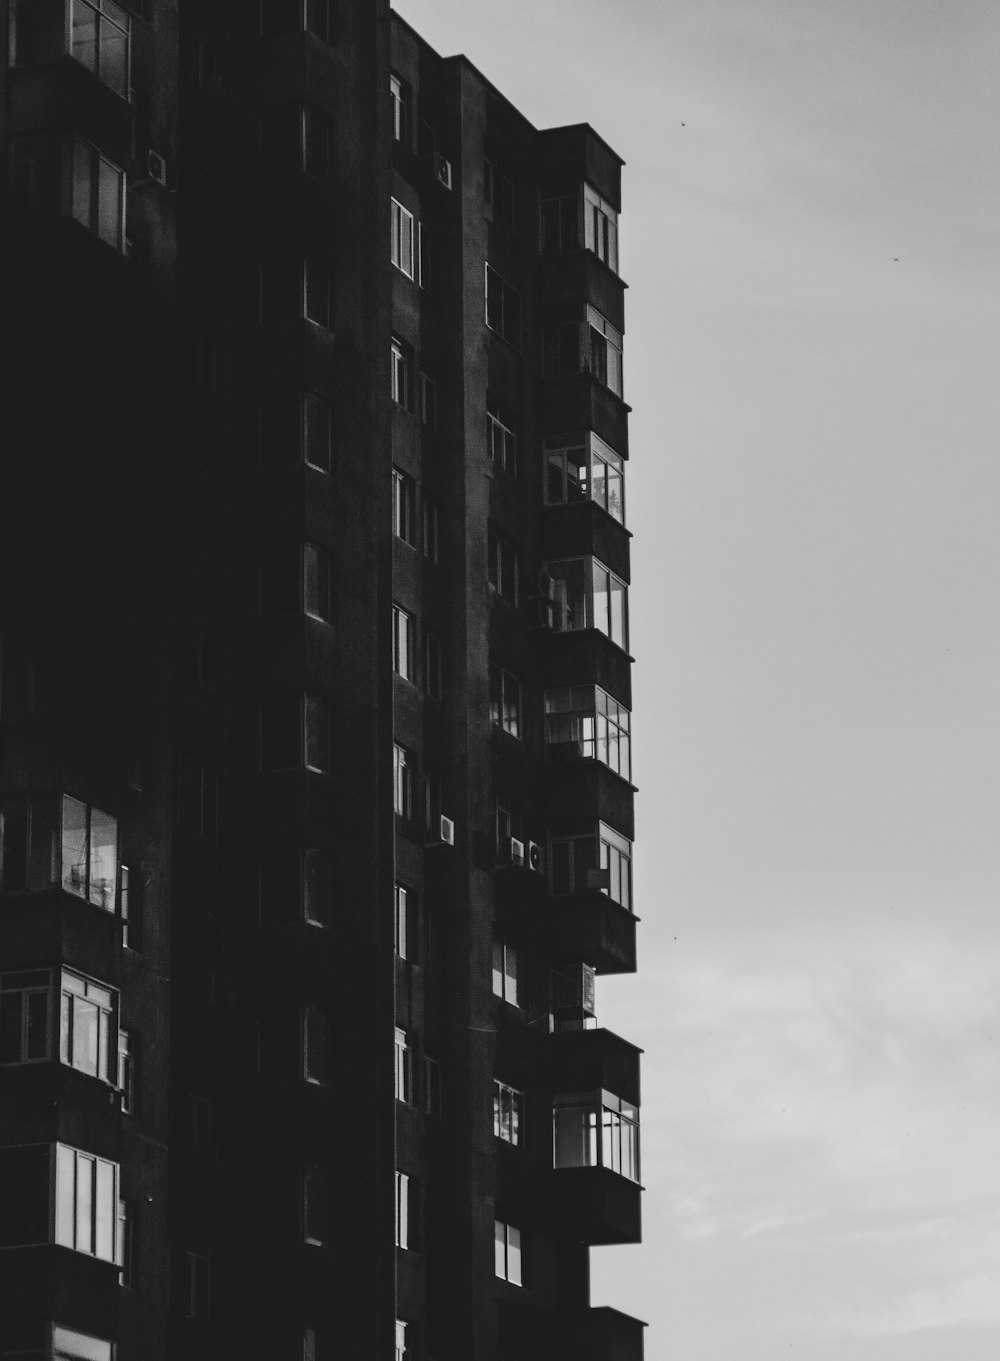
[391,468,417,544]
[492,937,520,1008]
[552,1089,640,1182]
[484,264,521,349]
[544,431,625,525]
[394,1026,412,1103]
[493,1078,524,1146]
[494,1219,523,1286]
[486,397,517,475]
[489,661,522,739]
[0,968,52,1066]
[390,198,416,279]
[392,604,415,682]
[487,529,518,605]
[70,0,132,100]
[393,743,413,819]
[545,556,629,650]
[55,1142,119,1262]
[584,183,619,273]
[544,684,631,781]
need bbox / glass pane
[303,848,331,926]
[53,1326,112,1361]
[56,1145,76,1247]
[72,142,93,227]
[304,695,329,771]
[61,796,89,897]
[610,575,627,649]
[26,989,48,1060]
[592,562,609,637]
[95,1159,114,1260]
[76,1154,94,1253]
[504,946,518,1005]
[74,997,99,1076]
[101,24,129,98]
[491,940,503,996]
[303,394,332,472]
[507,1225,522,1285]
[88,806,118,909]
[494,1220,505,1278]
[97,157,122,247]
[72,3,99,74]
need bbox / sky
[394,2,1000,1356]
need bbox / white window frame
[394,1169,411,1248]
[600,821,633,912]
[494,1219,522,1285]
[61,969,117,1082]
[544,684,631,780]
[393,743,412,818]
[394,882,409,958]
[492,938,519,1007]
[586,305,623,397]
[392,604,415,681]
[584,183,619,273]
[394,1026,412,1103]
[544,431,625,525]
[486,397,517,474]
[493,1078,524,1145]
[390,198,415,279]
[55,1143,119,1262]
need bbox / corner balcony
[549,1026,641,1105]
[560,1307,646,1361]
[550,887,637,975]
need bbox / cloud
[838,1275,1000,1336]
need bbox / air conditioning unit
[586,867,612,892]
[439,814,456,846]
[508,837,525,867]
[434,153,453,189]
[147,149,168,186]
[527,840,544,874]
[580,963,597,1016]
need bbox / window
[392,605,415,681]
[541,320,580,379]
[485,265,520,348]
[394,1027,412,1103]
[61,971,116,1081]
[52,1325,114,1361]
[553,1091,639,1181]
[72,138,124,250]
[304,0,335,43]
[390,73,410,146]
[260,695,331,773]
[546,557,629,649]
[545,432,625,524]
[117,1197,133,1287]
[391,199,415,279]
[489,662,521,739]
[417,223,436,293]
[395,1321,408,1361]
[487,530,518,605]
[494,1220,522,1285]
[185,1251,211,1320]
[390,336,412,408]
[301,105,335,180]
[424,631,443,699]
[0,969,50,1064]
[302,393,333,473]
[584,184,619,272]
[303,543,333,622]
[303,1165,329,1245]
[71,0,130,98]
[486,398,517,474]
[424,1055,442,1117]
[118,863,139,950]
[303,847,332,928]
[545,685,631,780]
[493,1079,524,1146]
[303,252,334,327]
[422,766,441,839]
[55,1144,118,1261]
[541,193,579,253]
[495,797,524,860]
[392,469,416,543]
[303,1006,329,1084]
[587,305,623,397]
[419,372,437,429]
[0,794,115,904]
[550,822,633,912]
[393,744,413,819]
[394,883,411,959]
[422,496,439,564]
[117,1030,134,1113]
[492,938,520,1007]
[484,156,514,223]
[395,1170,413,1249]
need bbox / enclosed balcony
[550,1091,641,1244]
[549,1026,641,1106]
[550,886,637,975]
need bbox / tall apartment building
[0,4,642,1359]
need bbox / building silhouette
[0,3,641,1358]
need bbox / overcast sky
[394,2,1000,1355]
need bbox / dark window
[72,138,125,249]
[302,393,333,473]
[303,847,333,928]
[71,0,131,99]
[390,73,411,147]
[302,106,335,180]
[542,322,580,379]
[484,156,515,224]
[486,398,517,474]
[303,543,334,622]
[424,631,443,699]
[304,253,334,328]
[485,265,520,348]
[542,194,580,253]
[392,469,417,544]
[0,970,51,1065]
[489,662,522,738]
[487,530,518,604]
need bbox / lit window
[395,1320,408,1361]
[61,796,119,910]
[303,1164,329,1244]
[584,184,619,272]
[0,969,51,1064]
[541,193,579,253]
[395,1169,413,1248]
[487,530,518,604]
[390,336,412,408]
[55,1143,118,1261]
[71,0,130,98]
[118,862,138,950]
[392,469,416,543]
[394,1027,412,1103]
[72,138,124,250]
[493,1079,524,1145]
[489,662,521,739]
[586,305,623,397]
[392,605,415,681]
[545,685,631,780]
[303,847,332,928]
[302,393,333,473]
[545,557,629,650]
[394,883,410,959]
[303,1006,329,1084]
[391,198,415,279]
[486,398,517,474]
[304,543,333,622]
[492,938,519,1007]
[545,431,625,524]
[485,264,520,348]
[553,1091,639,1181]
[393,744,413,819]
[117,1029,134,1113]
[53,1325,113,1361]
[494,1220,522,1285]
